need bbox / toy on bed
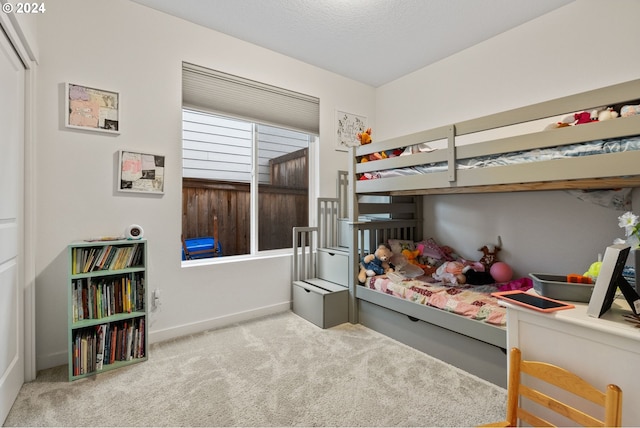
[389,252,425,280]
[357,128,379,163]
[357,128,403,163]
[478,237,502,269]
[545,106,619,129]
[358,244,395,283]
[621,104,640,117]
[462,266,495,285]
[432,261,467,284]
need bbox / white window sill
[180,248,291,268]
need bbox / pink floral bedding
[363,275,507,326]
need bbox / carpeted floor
[4,311,506,427]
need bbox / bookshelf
[67,239,148,381]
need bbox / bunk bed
[345,79,640,387]
[353,79,640,196]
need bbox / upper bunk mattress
[361,134,640,180]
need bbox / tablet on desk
[491,290,575,313]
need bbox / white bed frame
[343,79,640,387]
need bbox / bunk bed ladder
[292,226,317,282]
[317,197,340,249]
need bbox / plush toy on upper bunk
[544,99,640,130]
[355,128,404,165]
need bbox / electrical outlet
[152,288,161,309]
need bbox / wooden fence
[182,148,308,256]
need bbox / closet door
[0,27,25,424]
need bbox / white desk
[503,297,640,426]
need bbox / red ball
[490,262,513,283]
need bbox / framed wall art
[118,150,165,194]
[335,110,367,151]
[66,83,120,133]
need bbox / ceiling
[131,0,574,87]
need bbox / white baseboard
[37,301,292,371]
[37,350,67,372]
[147,301,291,344]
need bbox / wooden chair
[480,347,622,427]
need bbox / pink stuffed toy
[432,261,466,284]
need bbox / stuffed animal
[478,237,502,270]
[356,128,391,163]
[462,266,495,285]
[358,244,394,283]
[584,257,602,280]
[547,105,621,130]
[574,111,596,125]
[544,121,573,130]
[402,248,421,266]
[621,104,640,117]
[357,128,377,163]
[357,128,372,145]
[432,261,466,284]
[595,107,618,121]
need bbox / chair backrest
[504,347,622,427]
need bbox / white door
[0,27,25,424]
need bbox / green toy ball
[584,260,602,279]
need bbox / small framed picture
[65,83,119,134]
[335,110,367,151]
[118,150,165,194]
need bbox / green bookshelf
[67,239,148,381]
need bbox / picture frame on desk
[587,244,640,318]
[65,83,120,134]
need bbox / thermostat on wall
[125,224,144,240]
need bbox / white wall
[375,0,640,277]
[34,0,373,369]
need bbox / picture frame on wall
[65,83,120,134]
[335,110,367,151]
[118,150,165,194]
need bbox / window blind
[182,62,319,135]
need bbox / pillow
[387,239,415,255]
[415,238,446,260]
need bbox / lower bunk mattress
[361,275,507,327]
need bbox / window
[182,110,312,257]
[181,63,319,259]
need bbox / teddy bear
[358,244,394,283]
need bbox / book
[95,324,107,370]
[110,326,117,364]
[81,336,88,374]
